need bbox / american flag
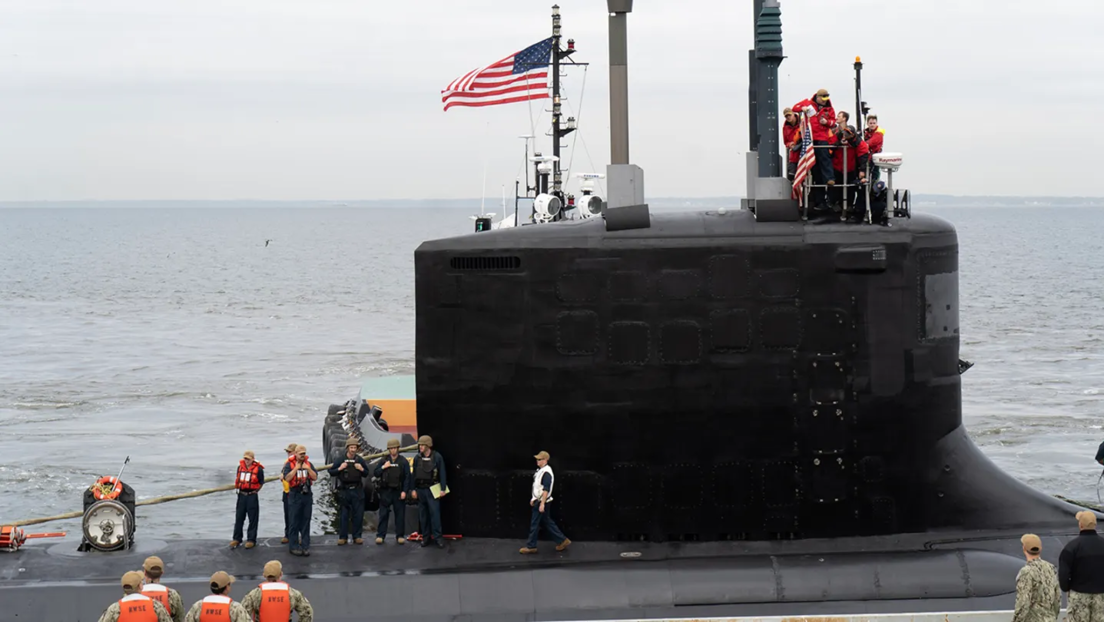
[441,38,553,112]
[791,116,816,200]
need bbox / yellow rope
[8,444,418,528]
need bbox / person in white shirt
[519,451,571,554]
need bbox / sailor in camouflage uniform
[1013,534,1060,622]
[1060,511,1104,622]
[97,571,172,622]
[240,561,313,622]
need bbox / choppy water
[0,205,1102,544]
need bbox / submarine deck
[0,527,1083,622]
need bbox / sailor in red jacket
[231,450,264,549]
[781,108,801,181]
[791,88,837,209]
[864,114,885,182]
[831,125,870,211]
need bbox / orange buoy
[91,476,123,501]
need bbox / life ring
[91,476,123,500]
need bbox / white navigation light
[873,152,903,172]
[534,193,562,223]
[576,172,605,218]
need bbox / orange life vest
[198,595,232,622]
[235,460,263,493]
[140,584,172,616]
[117,593,158,622]
[287,460,313,490]
[257,582,292,622]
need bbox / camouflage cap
[210,571,235,590]
[142,556,164,577]
[1021,534,1042,554]
[121,571,144,592]
[285,443,297,453]
[263,560,282,580]
[387,438,400,449]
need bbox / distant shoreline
[2,196,1103,209]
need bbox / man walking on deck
[1013,534,1060,622]
[282,445,317,556]
[374,437,411,544]
[1060,511,1104,622]
[411,435,447,549]
[230,450,263,549]
[519,451,571,554]
[328,437,369,545]
[140,556,184,622]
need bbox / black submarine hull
[413,210,1082,542]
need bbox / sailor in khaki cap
[1013,534,1060,622]
[519,451,570,554]
[96,570,172,622]
[240,560,314,622]
[139,556,184,622]
[183,571,249,622]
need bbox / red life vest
[288,460,313,489]
[198,595,232,622]
[782,121,801,163]
[140,584,172,617]
[235,460,263,492]
[117,594,158,622]
[832,138,870,174]
[257,582,293,622]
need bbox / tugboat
[0,3,1096,622]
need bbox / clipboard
[430,483,449,499]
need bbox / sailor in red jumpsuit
[864,114,885,182]
[831,125,870,214]
[781,107,801,181]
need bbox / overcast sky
[0,0,1099,201]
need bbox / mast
[550,5,576,198]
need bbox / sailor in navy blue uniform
[411,435,447,549]
[519,451,571,554]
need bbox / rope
[7,444,421,528]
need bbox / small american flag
[791,116,816,200]
[441,38,553,112]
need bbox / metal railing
[793,142,908,225]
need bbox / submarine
[0,2,1097,622]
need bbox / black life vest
[381,456,404,489]
[414,453,438,487]
[338,458,363,485]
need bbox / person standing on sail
[519,451,570,554]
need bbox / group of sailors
[783,88,886,221]
[96,557,311,622]
[229,436,569,556]
[1013,511,1104,622]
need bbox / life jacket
[865,126,885,154]
[792,97,836,142]
[531,465,554,503]
[140,584,172,617]
[282,457,293,493]
[381,454,404,489]
[257,582,292,622]
[235,460,263,493]
[414,452,439,488]
[288,460,313,492]
[198,595,232,622]
[338,456,363,485]
[117,593,158,622]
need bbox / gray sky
[0,0,1099,201]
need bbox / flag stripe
[791,117,816,200]
[442,38,553,112]
[444,92,549,111]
